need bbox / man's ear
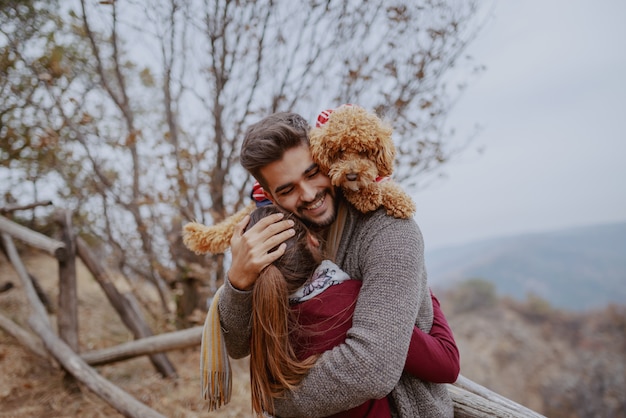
[263,190,276,204]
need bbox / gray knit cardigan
[218,201,453,417]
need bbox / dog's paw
[383,202,415,219]
[344,187,382,213]
[380,187,416,219]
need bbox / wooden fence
[0,210,546,418]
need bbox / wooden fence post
[55,209,79,351]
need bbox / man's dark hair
[240,112,310,188]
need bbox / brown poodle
[183,105,415,255]
[309,104,415,219]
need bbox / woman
[248,205,459,417]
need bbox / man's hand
[227,212,295,290]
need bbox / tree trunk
[76,237,177,378]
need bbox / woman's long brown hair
[247,205,322,416]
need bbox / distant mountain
[425,221,626,311]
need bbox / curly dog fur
[309,105,415,219]
[182,201,256,255]
[183,105,415,255]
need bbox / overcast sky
[414,0,626,250]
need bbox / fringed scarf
[200,285,232,411]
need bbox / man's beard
[299,189,338,232]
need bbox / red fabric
[251,181,265,202]
[291,280,362,357]
[403,292,460,383]
[315,104,353,128]
[291,280,390,418]
[316,108,334,128]
[290,281,460,417]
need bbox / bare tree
[1,0,487,323]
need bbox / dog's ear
[309,125,336,173]
[358,109,395,177]
[373,131,396,177]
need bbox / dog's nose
[346,173,358,181]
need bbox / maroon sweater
[290,280,459,418]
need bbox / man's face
[260,144,336,228]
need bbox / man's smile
[303,193,325,211]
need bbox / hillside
[1,250,624,417]
[439,290,626,418]
[425,221,626,311]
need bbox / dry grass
[4,249,624,417]
[0,250,254,418]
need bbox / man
[218,111,453,417]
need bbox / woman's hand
[227,212,295,290]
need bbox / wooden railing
[0,212,545,418]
